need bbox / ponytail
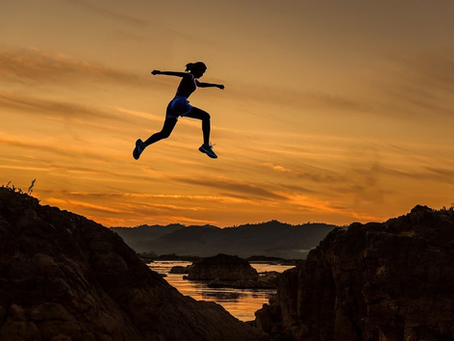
[185,61,207,72]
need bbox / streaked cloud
[40,190,251,204]
[67,0,148,26]
[0,48,150,87]
[426,167,454,179]
[170,175,288,201]
[367,164,454,182]
[229,84,369,117]
[46,198,124,214]
[372,51,454,118]
[264,162,291,173]
[263,162,347,184]
[0,92,129,123]
[0,136,113,163]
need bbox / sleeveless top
[175,74,197,98]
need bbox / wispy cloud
[426,167,454,179]
[0,92,130,123]
[263,162,347,184]
[368,164,454,182]
[264,162,291,173]
[67,0,148,26]
[116,107,162,123]
[40,190,251,204]
[0,136,114,163]
[229,84,369,117]
[0,92,170,140]
[373,50,454,118]
[0,47,150,87]
[285,194,385,222]
[46,198,124,214]
[231,50,454,122]
[41,191,219,226]
[170,175,288,201]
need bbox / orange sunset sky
[1,0,454,227]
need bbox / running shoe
[133,139,144,160]
[199,144,218,159]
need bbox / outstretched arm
[151,70,188,77]
[196,80,225,90]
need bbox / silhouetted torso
[175,74,197,98]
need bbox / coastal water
[147,261,295,321]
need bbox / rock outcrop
[187,254,258,281]
[169,265,191,274]
[185,254,280,289]
[255,205,454,341]
[0,188,264,341]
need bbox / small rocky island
[177,254,280,289]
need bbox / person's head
[186,62,207,78]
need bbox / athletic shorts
[166,96,192,119]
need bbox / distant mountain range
[111,220,338,259]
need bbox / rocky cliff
[255,205,454,341]
[0,188,264,341]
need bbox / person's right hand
[151,70,161,75]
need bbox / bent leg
[143,118,178,147]
[185,107,211,145]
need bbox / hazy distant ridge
[111,220,337,259]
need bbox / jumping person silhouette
[133,62,224,160]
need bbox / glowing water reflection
[148,261,295,321]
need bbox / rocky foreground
[0,188,264,341]
[255,205,454,341]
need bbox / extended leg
[133,118,177,160]
[185,107,210,145]
[185,107,217,159]
[143,118,178,147]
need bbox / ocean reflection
[148,261,294,321]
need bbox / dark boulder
[169,265,192,274]
[187,253,258,281]
[185,254,282,289]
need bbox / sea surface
[147,261,295,321]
